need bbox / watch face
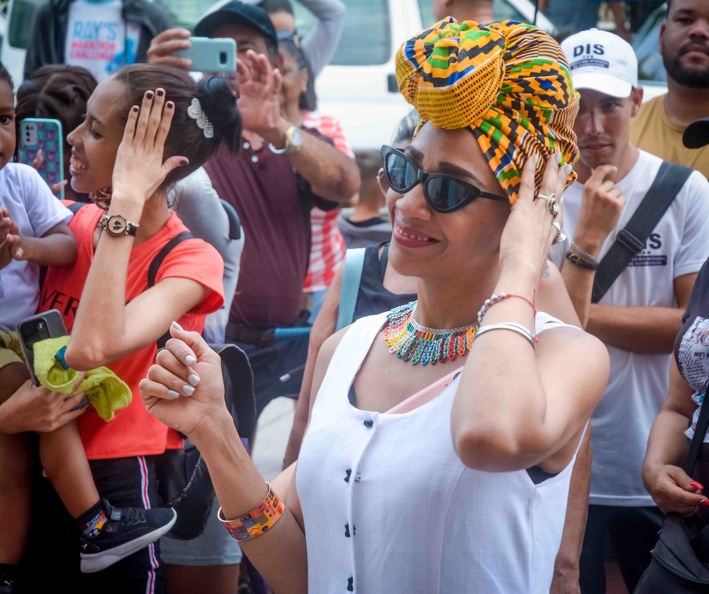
[289,127,304,147]
[107,215,128,235]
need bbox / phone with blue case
[176,37,237,73]
[19,118,65,199]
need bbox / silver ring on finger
[537,192,560,218]
[551,220,566,245]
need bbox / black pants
[18,455,166,594]
[580,504,664,594]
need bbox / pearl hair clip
[187,98,214,139]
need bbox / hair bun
[396,18,505,130]
[195,76,242,153]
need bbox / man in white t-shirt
[552,29,709,594]
[24,0,171,82]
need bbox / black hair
[114,64,242,190]
[262,0,294,16]
[391,109,421,147]
[16,65,98,159]
[278,30,318,111]
[0,62,14,94]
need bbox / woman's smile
[393,221,439,248]
[69,152,88,176]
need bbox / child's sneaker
[79,500,177,573]
[0,569,16,594]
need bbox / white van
[1,0,666,158]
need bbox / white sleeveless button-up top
[296,311,580,594]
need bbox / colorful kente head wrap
[395,18,580,204]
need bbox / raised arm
[64,90,218,370]
[608,2,632,41]
[559,165,625,327]
[140,324,349,594]
[297,0,346,77]
[452,157,609,472]
[237,50,360,203]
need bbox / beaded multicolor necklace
[384,300,477,365]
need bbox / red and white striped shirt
[302,112,353,292]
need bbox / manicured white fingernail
[553,152,562,165]
[564,164,573,177]
[167,390,180,399]
[532,154,539,165]
[171,321,184,331]
[188,373,200,387]
[185,354,196,365]
[183,385,195,396]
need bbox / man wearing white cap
[553,28,709,594]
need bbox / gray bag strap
[592,161,693,304]
[336,247,366,331]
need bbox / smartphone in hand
[175,37,237,73]
[19,118,65,199]
[16,309,67,386]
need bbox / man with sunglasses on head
[552,29,709,594]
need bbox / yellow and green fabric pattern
[396,18,580,203]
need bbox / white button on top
[243,142,250,150]
[251,155,259,164]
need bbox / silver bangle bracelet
[475,322,536,347]
[569,240,598,264]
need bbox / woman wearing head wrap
[139,19,609,594]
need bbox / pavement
[250,396,296,482]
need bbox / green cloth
[33,336,132,421]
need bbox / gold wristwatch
[98,214,139,237]
[269,125,304,155]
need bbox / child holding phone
[0,62,176,593]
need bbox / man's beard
[663,45,709,88]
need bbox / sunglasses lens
[425,177,476,212]
[385,152,416,192]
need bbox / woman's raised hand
[498,154,568,281]
[140,322,231,439]
[111,89,188,205]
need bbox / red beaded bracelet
[476,291,537,325]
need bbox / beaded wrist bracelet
[218,483,284,543]
[476,291,536,325]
